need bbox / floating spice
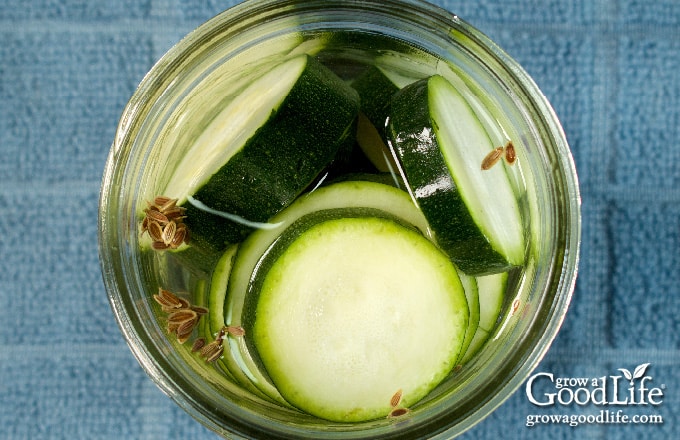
[197,326,246,363]
[504,141,516,165]
[141,196,189,250]
[480,146,504,170]
[390,389,403,408]
[152,287,206,344]
[199,337,225,363]
[481,140,517,170]
[511,298,521,316]
[387,388,410,418]
[191,338,206,353]
[153,287,190,312]
[387,407,411,418]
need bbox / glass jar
[98,0,581,438]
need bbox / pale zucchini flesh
[224,179,433,332]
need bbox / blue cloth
[1,0,678,438]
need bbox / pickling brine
[138,30,528,423]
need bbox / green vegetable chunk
[387,74,525,274]
[252,216,468,422]
[164,54,360,250]
[219,179,432,402]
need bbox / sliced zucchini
[435,60,527,199]
[207,244,290,405]
[460,327,489,364]
[459,271,508,363]
[456,273,480,364]
[218,179,432,401]
[163,54,359,250]
[206,245,260,394]
[242,206,423,325]
[354,112,395,174]
[387,74,525,275]
[477,272,508,333]
[352,66,400,139]
[351,62,437,178]
[352,66,402,174]
[374,50,438,89]
[252,215,468,422]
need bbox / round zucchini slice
[252,216,468,422]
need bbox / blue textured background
[0,0,678,438]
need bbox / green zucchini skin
[387,77,515,275]
[183,55,360,250]
[351,66,406,176]
[352,65,400,138]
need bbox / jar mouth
[98,0,581,438]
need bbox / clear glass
[98,0,581,438]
